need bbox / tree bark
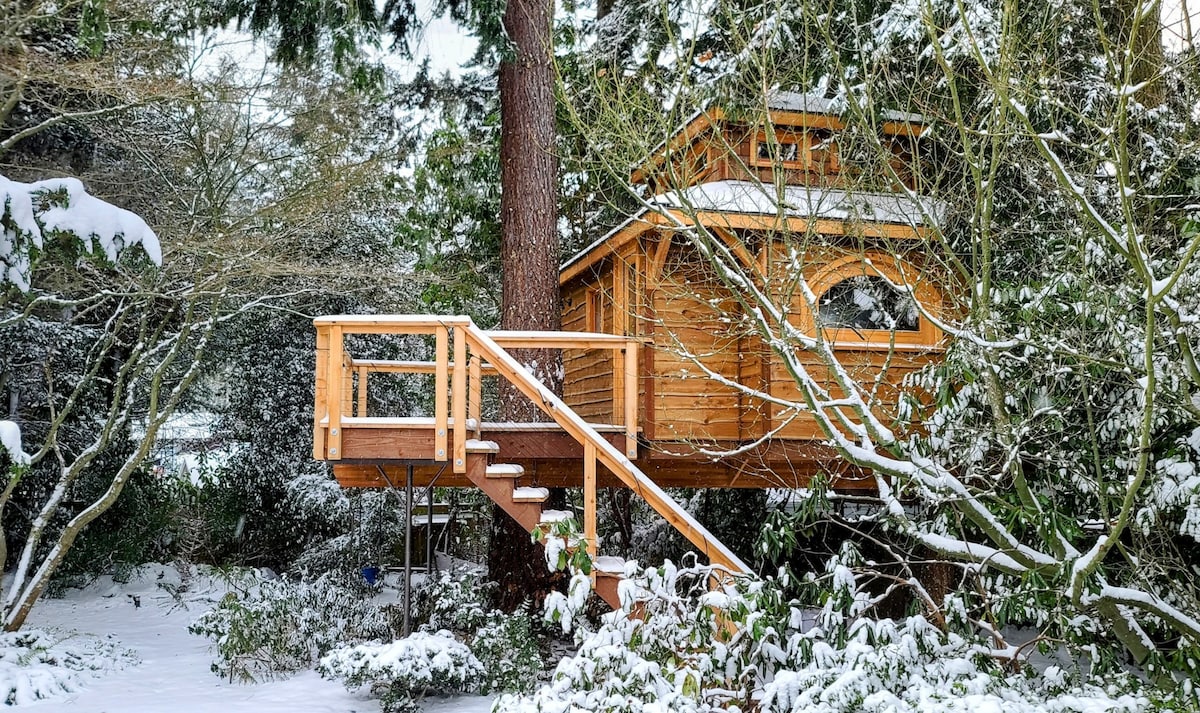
[488,0,565,612]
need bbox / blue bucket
[361,566,381,585]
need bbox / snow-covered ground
[21,566,494,712]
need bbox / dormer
[631,92,928,196]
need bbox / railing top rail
[313,315,473,329]
[486,330,635,344]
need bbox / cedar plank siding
[561,104,944,459]
[562,267,616,422]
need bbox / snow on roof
[766,91,926,125]
[652,180,946,226]
[561,181,945,273]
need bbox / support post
[326,326,344,460]
[313,325,329,459]
[404,464,414,636]
[435,326,449,462]
[584,441,597,560]
[427,488,435,573]
[624,341,638,459]
[452,328,467,473]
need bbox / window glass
[818,275,919,332]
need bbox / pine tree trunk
[487,0,565,612]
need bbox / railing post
[326,325,344,460]
[452,327,467,473]
[435,326,449,462]
[624,341,638,459]
[468,355,482,439]
[584,441,597,560]
[313,325,330,459]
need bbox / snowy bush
[412,571,495,634]
[496,554,1171,713]
[189,570,400,682]
[318,631,483,713]
[413,572,543,694]
[471,613,542,694]
[0,629,136,705]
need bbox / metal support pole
[403,464,413,636]
[426,487,434,573]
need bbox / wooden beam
[313,325,329,460]
[452,327,467,473]
[434,326,448,462]
[624,342,638,459]
[584,442,597,558]
[646,233,673,287]
[347,359,499,376]
[326,326,344,460]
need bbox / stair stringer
[463,325,752,578]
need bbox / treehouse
[310,92,951,602]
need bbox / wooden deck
[312,316,876,493]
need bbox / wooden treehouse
[311,93,950,605]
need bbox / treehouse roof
[560,181,946,282]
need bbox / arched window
[818,275,920,332]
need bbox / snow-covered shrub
[318,631,483,713]
[189,570,399,682]
[412,571,495,634]
[413,572,543,693]
[496,555,1169,713]
[471,612,542,694]
[0,629,136,705]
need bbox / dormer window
[750,128,839,173]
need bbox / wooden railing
[313,316,641,467]
[312,315,750,576]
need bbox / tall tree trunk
[488,0,565,612]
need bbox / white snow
[0,175,160,291]
[19,565,495,713]
[0,420,31,465]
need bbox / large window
[818,275,919,333]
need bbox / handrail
[462,323,750,575]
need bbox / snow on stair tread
[538,509,574,524]
[465,439,500,453]
[512,487,550,503]
[594,556,626,574]
[486,463,524,477]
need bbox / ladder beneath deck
[312,315,751,609]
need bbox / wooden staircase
[462,437,626,608]
[312,315,751,610]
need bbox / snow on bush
[318,631,483,713]
[189,570,400,682]
[0,629,136,705]
[0,420,31,466]
[496,554,1167,713]
[1,174,160,290]
[413,572,543,694]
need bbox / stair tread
[512,486,549,502]
[594,556,626,574]
[465,439,500,454]
[538,509,573,523]
[486,463,524,477]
